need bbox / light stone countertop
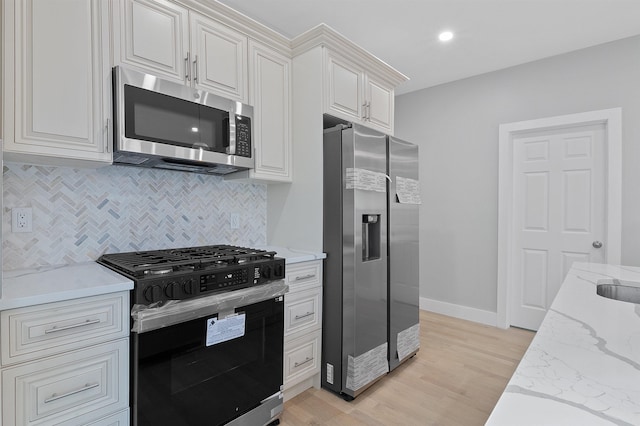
[486,262,640,426]
[0,262,134,310]
[258,245,326,264]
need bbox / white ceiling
[215,0,640,95]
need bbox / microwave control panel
[235,115,251,157]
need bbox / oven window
[124,84,229,153]
[133,297,283,426]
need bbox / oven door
[132,297,284,426]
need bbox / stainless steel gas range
[98,245,287,426]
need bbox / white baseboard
[419,296,498,327]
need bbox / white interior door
[511,123,605,330]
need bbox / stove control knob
[164,282,181,299]
[183,279,195,295]
[261,265,272,279]
[273,263,284,279]
[143,285,163,303]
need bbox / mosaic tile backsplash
[3,163,267,270]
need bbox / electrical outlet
[230,213,240,229]
[12,207,33,233]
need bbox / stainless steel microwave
[112,66,254,175]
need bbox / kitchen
[2,0,640,425]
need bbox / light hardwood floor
[280,309,534,426]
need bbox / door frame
[497,108,622,329]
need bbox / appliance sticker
[206,313,246,346]
[345,342,389,392]
[346,168,388,193]
[397,323,421,362]
[395,176,422,204]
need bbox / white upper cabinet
[228,40,292,183]
[325,49,395,134]
[113,0,248,102]
[190,12,247,101]
[2,0,112,166]
[113,0,189,82]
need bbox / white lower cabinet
[86,409,130,426]
[0,292,130,426]
[283,260,322,401]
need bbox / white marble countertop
[487,262,640,426]
[0,262,134,311]
[258,245,326,264]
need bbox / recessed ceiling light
[438,31,454,42]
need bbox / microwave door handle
[228,111,236,155]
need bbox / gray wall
[394,35,640,313]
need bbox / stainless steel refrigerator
[322,123,420,400]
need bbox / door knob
[592,241,603,249]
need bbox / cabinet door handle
[294,311,314,320]
[105,118,112,153]
[44,318,101,334]
[294,274,315,281]
[366,101,371,120]
[185,52,191,82]
[44,382,99,403]
[294,357,314,368]
[362,102,368,120]
[193,55,198,83]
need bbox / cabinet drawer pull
[294,357,314,368]
[44,382,99,403]
[44,318,101,334]
[294,274,315,281]
[294,312,314,320]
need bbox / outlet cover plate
[12,207,33,233]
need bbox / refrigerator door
[322,123,389,399]
[388,136,420,371]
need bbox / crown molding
[291,24,408,86]
[178,0,291,56]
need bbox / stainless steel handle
[362,102,368,120]
[105,118,111,153]
[193,55,198,83]
[294,312,314,320]
[366,101,371,120]
[44,383,99,403]
[185,52,191,82]
[294,357,313,368]
[44,318,101,334]
[294,274,315,281]
[593,241,603,249]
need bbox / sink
[596,282,640,304]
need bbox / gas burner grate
[98,245,277,278]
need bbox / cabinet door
[190,12,248,101]
[248,41,292,182]
[325,51,364,123]
[365,74,395,134]
[113,0,189,83]
[3,0,112,166]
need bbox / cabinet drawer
[1,292,129,366]
[86,408,130,426]
[286,261,322,293]
[283,330,321,388]
[2,339,129,426]
[284,287,321,337]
